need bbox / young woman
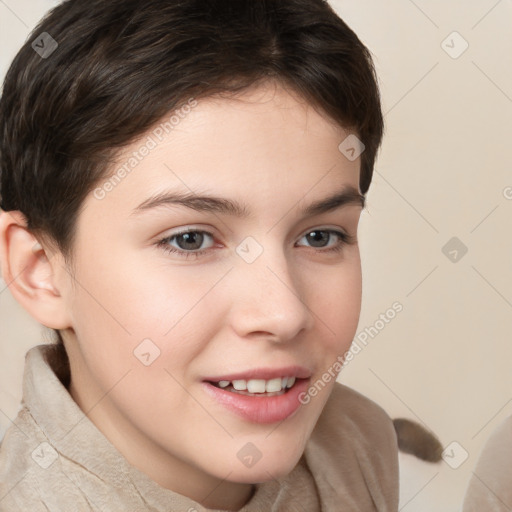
[0,1,398,510]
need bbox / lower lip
[202,379,310,424]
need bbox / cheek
[67,253,227,375]
[309,256,362,357]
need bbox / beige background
[1,1,511,510]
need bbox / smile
[202,367,312,424]
[210,376,297,395]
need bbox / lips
[201,365,312,423]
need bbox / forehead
[87,82,361,221]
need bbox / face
[57,81,364,504]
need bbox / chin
[225,450,304,484]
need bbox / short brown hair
[0,0,383,261]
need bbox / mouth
[207,376,301,397]
[201,366,312,424]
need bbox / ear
[0,210,72,329]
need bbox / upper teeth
[217,377,296,393]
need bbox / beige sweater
[463,415,512,511]
[0,344,399,511]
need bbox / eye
[156,229,216,259]
[296,229,354,253]
[156,227,355,260]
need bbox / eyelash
[156,228,356,260]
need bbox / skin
[0,80,365,511]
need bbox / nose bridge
[229,237,315,340]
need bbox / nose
[227,245,315,343]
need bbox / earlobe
[0,210,71,329]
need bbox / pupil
[178,232,203,250]
[307,230,328,248]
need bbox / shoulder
[327,381,394,426]
[463,415,512,511]
[0,406,40,479]
[312,381,397,453]
[0,405,104,512]
[0,407,55,511]
[0,345,94,511]
[304,382,399,511]
[0,346,56,495]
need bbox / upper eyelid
[162,225,346,238]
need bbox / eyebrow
[131,185,365,218]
